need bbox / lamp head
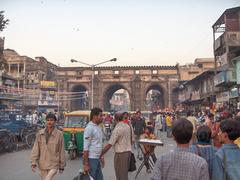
[70,59,78,63]
[110,58,117,62]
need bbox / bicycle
[0,129,17,152]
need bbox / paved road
[0,132,175,180]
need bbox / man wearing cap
[30,113,66,180]
[100,111,134,180]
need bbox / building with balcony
[176,70,216,112]
[0,38,23,119]
[3,49,58,113]
[212,6,240,112]
[0,72,23,120]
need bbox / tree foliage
[0,11,9,32]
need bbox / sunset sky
[1,0,239,67]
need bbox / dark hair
[46,113,57,121]
[114,111,127,121]
[90,107,103,121]
[196,125,212,143]
[220,119,240,141]
[235,116,240,122]
[114,112,122,121]
[172,118,193,144]
[147,121,152,126]
[145,126,154,133]
[136,111,141,115]
[122,112,129,118]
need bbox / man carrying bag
[100,111,135,180]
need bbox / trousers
[40,169,58,180]
[114,151,131,180]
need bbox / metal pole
[91,66,94,109]
[57,80,60,115]
[168,80,171,108]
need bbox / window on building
[77,71,82,76]
[188,71,199,74]
[114,70,119,75]
[135,70,140,74]
[94,71,99,75]
[152,70,158,74]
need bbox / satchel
[129,152,136,172]
[127,123,136,172]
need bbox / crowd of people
[150,109,240,180]
[29,108,240,180]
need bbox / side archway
[103,84,131,111]
[145,84,165,110]
[70,84,89,111]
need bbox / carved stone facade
[1,48,214,113]
[57,66,179,111]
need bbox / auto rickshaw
[63,110,90,160]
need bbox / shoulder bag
[127,123,136,172]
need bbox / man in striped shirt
[150,118,209,180]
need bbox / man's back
[109,121,132,153]
[150,148,209,180]
[212,144,240,180]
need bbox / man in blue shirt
[83,108,104,180]
[212,119,240,180]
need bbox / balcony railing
[214,70,236,87]
[214,31,240,51]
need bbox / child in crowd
[190,125,217,179]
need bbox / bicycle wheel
[10,134,18,152]
[3,132,14,152]
[25,132,36,148]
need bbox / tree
[0,11,9,70]
[0,11,9,32]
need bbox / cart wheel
[69,149,77,160]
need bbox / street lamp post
[71,58,117,109]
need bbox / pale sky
[1,0,239,67]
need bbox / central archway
[145,84,165,111]
[71,85,89,111]
[103,84,130,112]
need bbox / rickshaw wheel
[69,149,77,160]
